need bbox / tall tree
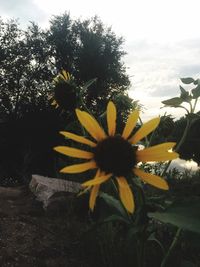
[47,14,130,112]
[0,19,53,118]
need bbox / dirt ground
[0,186,89,267]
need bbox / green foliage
[99,192,131,223]
[180,86,192,102]
[162,77,200,109]
[0,19,52,118]
[180,77,195,84]
[162,97,183,107]
[191,83,200,99]
[149,197,200,234]
[160,76,200,164]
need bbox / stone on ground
[29,174,81,209]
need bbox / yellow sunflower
[51,70,77,111]
[54,102,179,213]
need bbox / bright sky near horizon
[1,0,200,120]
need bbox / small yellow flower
[51,70,77,111]
[54,102,179,213]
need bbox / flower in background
[54,102,179,213]
[51,70,78,111]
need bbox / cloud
[126,38,200,99]
[125,38,200,120]
[169,158,199,172]
[179,64,200,77]
[0,0,47,25]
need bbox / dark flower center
[54,82,77,110]
[94,136,137,176]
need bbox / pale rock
[29,174,81,209]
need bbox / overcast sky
[1,0,200,120]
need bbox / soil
[0,186,89,267]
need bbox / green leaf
[101,214,130,224]
[180,77,195,84]
[147,233,165,255]
[125,226,141,244]
[179,86,191,102]
[181,260,196,267]
[193,78,200,85]
[148,197,200,233]
[99,192,130,221]
[162,97,183,107]
[192,85,200,99]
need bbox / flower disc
[94,136,137,176]
[54,83,77,111]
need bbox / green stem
[192,98,198,113]
[189,101,193,113]
[178,105,190,115]
[160,228,182,267]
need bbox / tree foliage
[47,14,130,112]
[0,19,52,118]
[0,14,131,117]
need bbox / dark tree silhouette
[47,14,130,113]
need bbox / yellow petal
[76,109,106,141]
[133,168,169,190]
[89,185,100,211]
[136,149,179,162]
[129,117,160,144]
[82,173,111,187]
[54,146,94,159]
[116,177,135,213]
[53,77,59,83]
[136,142,178,162]
[60,131,96,147]
[60,161,97,173]
[107,101,117,136]
[59,73,66,81]
[122,110,139,139]
[139,142,176,153]
[51,100,57,106]
[62,70,70,80]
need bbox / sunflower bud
[52,70,78,112]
